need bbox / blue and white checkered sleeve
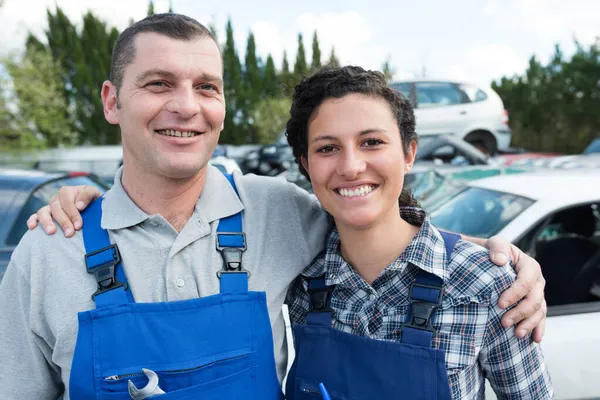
[479,264,554,399]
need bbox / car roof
[469,169,600,202]
[391,77,490,87]
[0,169,68,190]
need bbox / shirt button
[176,278,185,287]
[150,220,158,227]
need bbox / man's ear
[101,80,120,125]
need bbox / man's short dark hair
[110,13,218,92]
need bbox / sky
[1,0,599,86]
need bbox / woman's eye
[363,139,383,147]
[316,145,336,154]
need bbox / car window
[522,203,600,307]
[5,176,106,246]
[430,187,534,238]
[390,82,412,100]
[458,84,488,102]
[415,82,463,108]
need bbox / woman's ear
[301,155,309,174]
[405,140,417,172]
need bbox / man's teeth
[157,129,199,137]
[338,185,375,198]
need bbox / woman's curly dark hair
[285,65,420,207]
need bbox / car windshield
[430,187,534,238]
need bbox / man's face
[102,32,225,180]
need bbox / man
[0,13,546,399]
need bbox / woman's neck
[337,209,420,285]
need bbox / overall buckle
[85,244,127,300]
[308,286,333,312]
[403,301,437,333]
[402,281,444,333]
[216,232,250,278]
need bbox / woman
[284,66,553,399]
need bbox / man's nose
[337,149,366,179]
[166,87,201,118]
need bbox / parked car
[414,134,494,167]
[0,169,108,279]
[584,138,600,155]
[209,155,242,174]
[241,132,294,176]
[428,170,600,399]
[390,79,512,155]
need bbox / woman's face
[303,93,416,230]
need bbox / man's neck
[120,165,208,232]
[337,208,419,285]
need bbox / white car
[430,170,600,399]
[209,155,242,175]
[391,79,512,155]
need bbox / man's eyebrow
[134,69,177,83]
[198,73,224,87]
[310,129,387,144]
[134,69,223,87]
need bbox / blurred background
[0,1,599,398]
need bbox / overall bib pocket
[99,349,254,398]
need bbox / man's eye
[199,83,217,91]
[148,81,167,88]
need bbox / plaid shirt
[286,207,553,399]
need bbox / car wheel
[464,130,497,155]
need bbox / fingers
[487,235,511,266]
[27,213,39,230]
[50,194,76,237]
[531,302,548,344]
[501,276,546,338]
[58,186,84,231]
[498,253,541,309]
[74,185,101,214]
[35,204,57,234]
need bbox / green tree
[280,50,295,96]
[244,31,262,142]
[252,97,292,144]
[3,46,73,149]
[381,55,395,82]
[147,0,155,16]
[325,47,340,68]
[310,31,321,73]
[221,18,245,144]
[493,39,600,153]
[27,7,120,145]
[263,54,279,97]
[168,1,173,13]
[293,33,308,83]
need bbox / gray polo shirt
[0,165,330,399]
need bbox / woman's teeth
[337,185,375,198]
[156,129,200,137]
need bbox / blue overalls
[285,231,460,400]
[70,174,283,399]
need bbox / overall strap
[305,275,333,326]
[82,198,133,307]
[401,231,460,347]
[216,173,248,294]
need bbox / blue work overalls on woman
[285,232,459,400]
[69,174,283,399]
